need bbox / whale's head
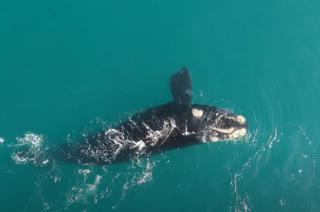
[185,104,247,142]
[170,68,247,142]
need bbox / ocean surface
[1,0,320,211]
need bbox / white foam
[12,153,29,164]
[0,137,4,143]
[79,169,91,181]
[16,133,43,148]
[79,169,91,175]
[132,140,146,151]
[137,161,153,185]
[88,175,102,192]
[11,132,48,166]
[66,174,102,205]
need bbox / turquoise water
[1,0,320,211]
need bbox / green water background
[1,0,320,211]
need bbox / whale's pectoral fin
[170,67,192,106]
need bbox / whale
[56,68,248,164]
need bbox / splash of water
[11,132,50,166]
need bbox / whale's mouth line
[212,127,235,134]
[208,113,248,139]
[210,126,247,140]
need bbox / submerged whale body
[57,68,248,164]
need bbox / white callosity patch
[192,108,204,118]
[236,115,246,124]
[223,114,246,125]
[229,128,247,140]
[0,137,4,143]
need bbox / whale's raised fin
[170,67,192,107]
